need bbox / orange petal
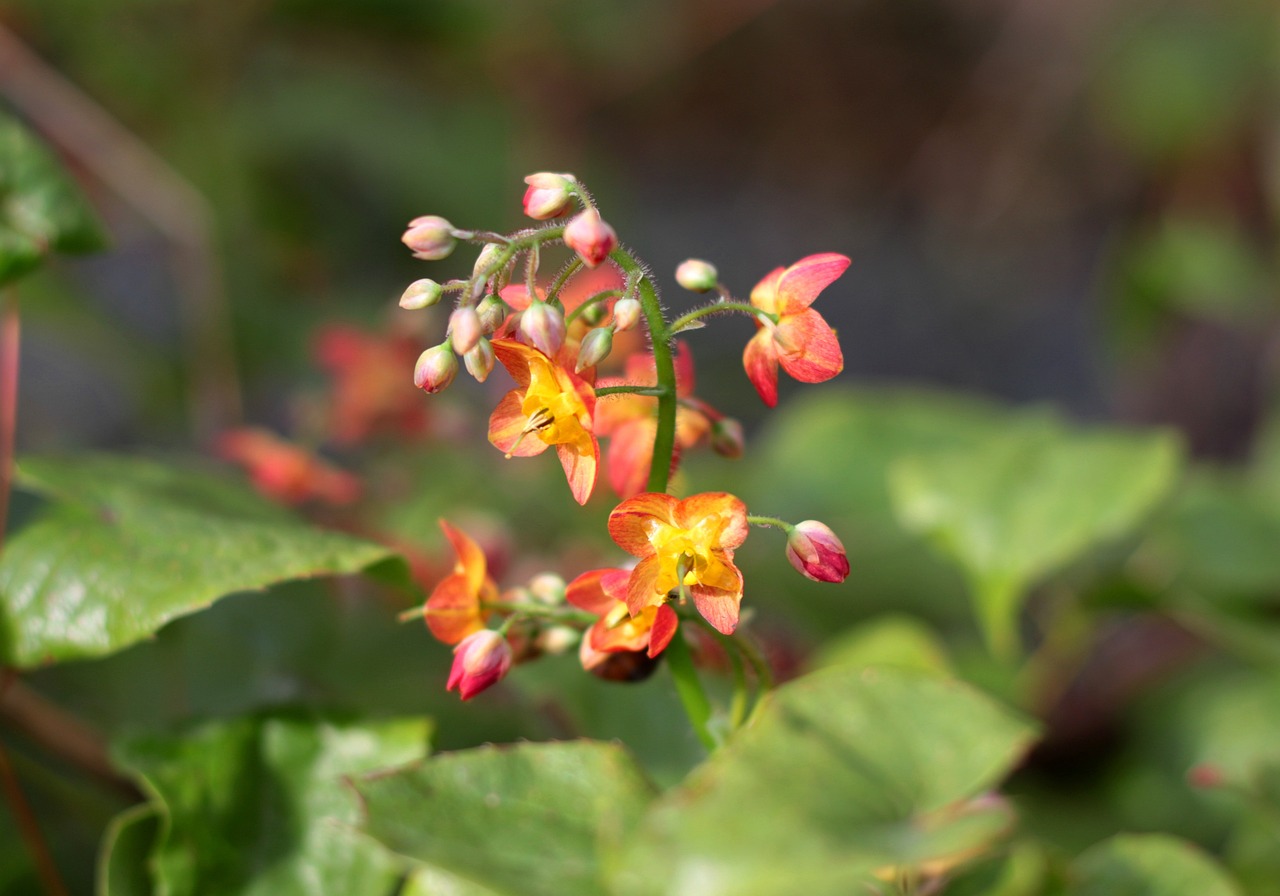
[774,253,850,315]
[625,555,664,616]
[556,437,599,505]
[675,492,749,551]
[743,328,780,407]
[425,572,484,644]
[609,492,679,557]
[647,604,679,657]
[749,266,786,315]
[488,391,550,457]
[690,580,742,636]
[566,567,630,615]
[439,519,488,594]
[674,406,711,450]
[607,418,657,499]
[491,338,537,387]
[776,309,843,384]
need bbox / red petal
[743,329,779,407]
[566,567,629,614]
[488,391,548,457]
[606,419,656,499]
[776,309,843,383]
[774,253,850,315]
[490,338,536,387]
[609,492,679,557]
[625,555,664,616]
[749,266,786,315]
[439,519,488,593]
[557,437,599,505]
[690,581,742,635]
[425,572,484,644]
[647,604,679,657]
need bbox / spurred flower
[742,253,849,406]
[608,492,749,634]
[447,629,513,700]
[424,520,497,645]
[595,343,711,499]
[488,339,599,504]
[566,567,679,671]
[786,520,850,583]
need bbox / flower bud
[575,326,614,372]
[464,337,495,382]
[675,259,718,293]
[402,215,456,261]
[472,244,507,288]
[476,294,508,334]
[786,520,850,583]
[413,343,458,393]
[537,625,580,655]
[446,630,513,700]
[529,572,566,605]
[522,172,576,220]
[563,209,617,268]
[580,300,608,326]
[518,300,566,356]
[399,278,443,310]
[710,417,745,459]
[612,297,641,332]
[449,306,483,355]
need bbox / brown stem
[0,291,16,553]
[0,737,67,896]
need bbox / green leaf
[0,454,396,667]
[97,804,161,896]
[1066,834,1243,896]
[354,740,657,896]
[0,111,105,287]
[889,420,1180,655]
[810,614,952,677]
[111,712,429,896]
[608,666,1037,896]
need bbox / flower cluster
[399,174,850,718]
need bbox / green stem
[594,384,667,398]
[544,256,583,305]
[667,301,767,336]
[563,289,623,325]
[663,627,717,752]
[746,514,791,531]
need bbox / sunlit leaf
[1066,834,1242,896]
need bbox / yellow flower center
[515,356,591,455]
[646,513,737,596]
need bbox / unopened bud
[449,306,483,355]
[612,297,641,332]
[399,278,443,310]
[402,215,456,261]
[518,301,566,356]
[476,294,508,333]
[413,343,458,393]
[675,259,718,293]
[472,244,506,281]
[447,630,513,700]
[563,209,617,268]
[786,520,850,583]
[522,172,577,220]
[464,338,495,382]
[576,326,614,372]
[580,300,608,326]
[537,625,580,655]
[529,573,566,605]
[710,417,745,459]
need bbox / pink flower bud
[402,215,456,260]
[612,297,641,332]
[449,306,483,355]
[710,417,745,459]
[446,630,513,700]
[675,259,718,292]
[563,209,617,268]
[575,326,614,372]
[522,172,576,220]
[476,295,508,334]
[399,278,443,310]
[413,343,458,393]
[518,300,566,356]
[464,337,495,382]
[786,520,850,583]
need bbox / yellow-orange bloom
[488,338,599,505]
[424,520,497,645]
[565,567,679,671]
[607,492,749,635]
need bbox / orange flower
[608,492,749,635]
[217,428,360,506]
[312,324,430,445]
[424,520,497,645]
[488,338,599,504]
[566,567,679,670]
[742,253,849,406]
[595,343,711,498]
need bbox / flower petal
[488,391,549,457]
[491,337,537,387]
[556,436,599,505]
[607,418,657,499]
[439,519,488,593]
[647,604,679,657]
[609,492,679,557]
[625,555,665,616]
[675,492,750,551]
[743,328,780,407]
[425,571,485,645]
[690,578,743,636]
[774,253,850,314]
[776,308,843,383]
[565,567,629,615]
[749,266,786,315]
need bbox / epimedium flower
[742,252,850,407]
[313,324,430,445]
[447,629,513,701]
[786,520,850,583]
[608,492,749,635]
[487,338,599,505]
[424,520,497,645]
[217,427,360,506]
[566,567,679,672]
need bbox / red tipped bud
[464,337,495,382]
[786,520,850,583]
[518,301,566,356]
[675,259,718,292]
[522,172,577,220]
[612,297,641,332]
[400,278,443,310]
[446,630,513,700]
[476,295,508,334]
[449,306,483,355]
[710,417,745,459]
[413,343,458,393]
[563,209,617,268]
[402,215,456,260]
[575,326,614,372]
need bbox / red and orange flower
[423,520,497,645]
[608,492,749,635]
[742,253,850,406]
[566,567,679,671]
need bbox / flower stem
[666,301,766,336]
[663,627,717,752]
[593,384,667,399]
[746,514,792,531]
